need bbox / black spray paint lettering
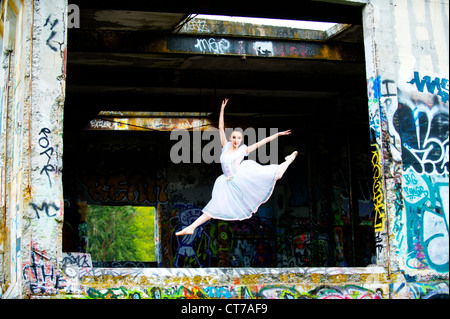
[38,128,55,187]
[44,15,60,52]
[29,202,60,219]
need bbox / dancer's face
[230,131,243,148]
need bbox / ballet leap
[176,98,297,236]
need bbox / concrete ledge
[59,266,394,299]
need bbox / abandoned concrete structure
[0,0,448,299]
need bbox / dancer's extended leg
[276,151,298,180]
[175,213,211,236]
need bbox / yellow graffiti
[371,146,385,232]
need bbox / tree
[87,205,155,262]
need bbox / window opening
[86,205,156,267]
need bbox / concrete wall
[1,0,448,299]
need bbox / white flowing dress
[202,142,280,221]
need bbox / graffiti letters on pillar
[394,94,449,176]
[393,71,449,273]
[407,71,449,104]
[402,168,449,272]
[44,15,60,52]
[38,128,56,187]
[371,144,386,233]
[29,202,60,219]
[22,242,66,294]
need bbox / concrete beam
[167,35,363,61]
[176,17,329,41]
[69,30,364,62]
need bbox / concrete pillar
[1,0,67,298]
[362,0,449,296]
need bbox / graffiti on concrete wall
[81,172,168,205]
[395,72,448,273]
[22,242,67,295]
[391,281,449,299]
[61,266,390,299]
[369,71,448,273]
[172,204,213,268]
[80,283,383,300]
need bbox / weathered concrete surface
[1,0,67,298]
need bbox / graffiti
[81,172,168,205]
[306,285,382,299]
[230,239,275,267]
[394,93,448,175]
[213,221,233,266]
[29,201,60,219]
[79,283,384,300]
[38,128,56,187]
[254,42,274,57]
[388,71,450,273]
[407,71,449,103]
[181,19,210,33]
[22,243,66,294]
[392,282,449,299]
[44,15,60,52]
[230,216,274,239]
[167,36,359,61]
[86,286,129,299]
[62,252,92,268]
[87,116,211,132]
[88,119,114,130]
[371,144,386,232]
[367,76,382,142]
[194,38,231,54]
[403,170,430,203]
[392,161,405,257]
[402,169,449,272]
[173,205,212,267]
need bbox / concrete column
[362,0,449,296]
[1,0,67,298]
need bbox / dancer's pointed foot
[285,151,298,163]
[175,226,195,236]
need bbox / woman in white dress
[176,98,297,236]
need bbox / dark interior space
[62,1,376,267]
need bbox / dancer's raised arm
[246,130,291,154]
[219,98,229,147]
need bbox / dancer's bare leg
[276,151,298,180]
[175,213,212,236]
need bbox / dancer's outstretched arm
[219,98,229,147]
[246,130,291,154]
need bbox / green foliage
[87,205,155,262]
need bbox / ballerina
[176,98,297,236]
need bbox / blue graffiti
[173,204,212,267]
[403,169,449,273]
[407,71,449,103]
[394,75,449,273]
